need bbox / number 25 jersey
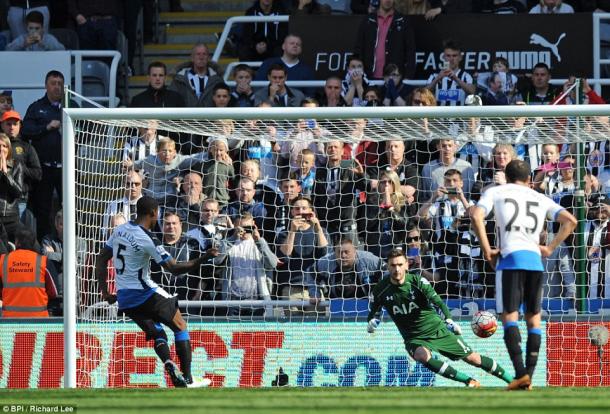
[476,183,564,271]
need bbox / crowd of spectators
[2,0,610,318]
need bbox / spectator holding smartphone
[421,138,476,201]
[6,11,64,51]
[277,196,330,314]
[214,213,278,316]
[418,169,476,297]
[279,99,327,173]
[426,39,475,106]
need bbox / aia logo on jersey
[393,302,420,315]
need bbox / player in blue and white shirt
[471,160,576,391]
[95,196,217,388]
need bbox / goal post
[62,104,610,388]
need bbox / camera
[241,225,256,234]
[445,187,458,195]
[301,213,314,221]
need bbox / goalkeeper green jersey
[367,273,452,340]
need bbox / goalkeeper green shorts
[404,328,473,361]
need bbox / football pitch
[1,387,610,414]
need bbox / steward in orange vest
[0,228,57,317]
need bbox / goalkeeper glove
[367,318,381,333]
[445,318,462,335]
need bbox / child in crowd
[295,149,316,196]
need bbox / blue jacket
[22,95,64,164]
[254,57,316,96]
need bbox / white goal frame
[62,104,610,388]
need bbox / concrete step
[159,11,243,24]
[180,0,253,12]
[163,25,222,44]
[136,56,237,75]
[166,25,224,35]
[144,43,217,56]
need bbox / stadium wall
[0,322,553,388]
[290,14,593,80]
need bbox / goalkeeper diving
[367,249,513,387]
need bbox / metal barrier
[593,13,610,95]
[212,15,290,63]
[72,50,121,108]
[0,50,121,109]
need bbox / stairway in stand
[128,0,252,103]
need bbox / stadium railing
[0,50,121,109]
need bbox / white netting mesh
[67,105,610,387]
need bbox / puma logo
[530,33,566,62]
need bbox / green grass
[1,387,610,414]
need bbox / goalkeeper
[367,249,513,387]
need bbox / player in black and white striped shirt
[426,40,476,106]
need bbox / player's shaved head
[505,160,531,183]
[136,196,159,217]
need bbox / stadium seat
[81,60,110,101]
[318,0,351,14]
[49,28,79,50]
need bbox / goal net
[62,105,610,388]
